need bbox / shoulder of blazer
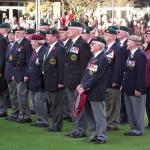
[19,38,30,46]
[111,41,121,52]
[134,48,145,58]
[74,36,85,46]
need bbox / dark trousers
[146,88,150,126]
[48,89,64,130]
[120,91,128,123]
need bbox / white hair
[99,42,105,50]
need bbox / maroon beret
[31,34,45,40]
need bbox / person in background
[143,29,150,129]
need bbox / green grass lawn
[0,115,150,150]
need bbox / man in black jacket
[59,26,72,121]
[117,26,130,124]
[123,35,146,136]
[64,21,92,138]
[77,37,109,144]
[104,28,125,131]
[0,23,10,117]
[28,34,49,128]
[4,30,19,121]
[42,28,65,131]
[13,27,33,123]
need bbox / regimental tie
[31,50,37,62]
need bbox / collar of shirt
[94,50,103,58]
[87,38,92,44]
[130,47,138,57]
[4,34,8,38]
[17,38,24,44]
[35,46,42,53]
[10,41,15,46]
[48,40,58,53]
[106,41,116,51]
[120,38,127,46]
[72,36,80,45]
[63,38,70,46]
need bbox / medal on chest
[106,49,114,64]
[87,59,98,75]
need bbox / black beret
[0,23,11,29]
[91,37,106,46]
[38,30,47,37]
[40,22,50,26]
[59,26,68,31]
[26,28,36,34]
[105,28,117,35]
[14,26,25,31]
[68,21,83,28]
[82,28,90,34]
[45,28,58,35]
[118,26,129,32]
[88,26,94,31]
[8,29,16,34]
[108,25,119,31]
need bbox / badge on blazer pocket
[8,54,13,61]
[107,57,112,64]
[127,60,135,70]
[49,57,56,65]
[70,54,77,62]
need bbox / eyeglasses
[90,42,97,46]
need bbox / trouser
[124,94,146,134]
[7,80,19,116]
[16,81,30,119]
[105,88,121,128]
[30,90,49,125]
[85,100,107,141]
[48,89,64,130]
[66,88,87,134]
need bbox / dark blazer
[105,41,125,88]
[42,41,65,92]
[0,34,8,74]
[120,39,130,60]
[28,45,47,91]
[64,39,72,50]
[14,38,33,82]
[122,48,146,96]
[64,36,92,89]
[81,51,109,102]
[0,34,8,90]
[4,42,18,80]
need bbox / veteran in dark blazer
[42,28,65,131]
[122,35,146,136]
[28,34,49,128]
[59,26,72,121]
[4,30,19,121]
[104,28,125,131]
[13,27,33,123]
[117,26,130,124]
[77,37,109,144]
[64,21,92,138]
[0,23,10,117]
